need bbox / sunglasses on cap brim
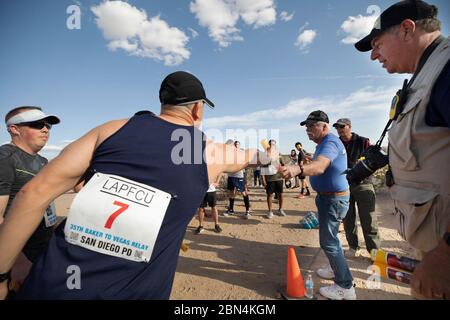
[17,121,52,130]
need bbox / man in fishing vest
[355,0,450,299]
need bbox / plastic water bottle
[310,214,319,228]
[305,272,314,299]
[303,216,312,229]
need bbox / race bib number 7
[64,173,171,263]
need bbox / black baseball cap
[159,71,215,108]
[300,110,329,126]
[355,0,439,52]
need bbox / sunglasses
[18,121,52,130]
[334,124,346,129]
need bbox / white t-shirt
[261,151,282,181]
[228,170,244,178]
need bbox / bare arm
[0,196,8,225]
[279,156,331,179]
[303,156,331,176]
[0,119,127,276]
[205,142,272,184]
[212,173,223,188]
[261,174,267,187]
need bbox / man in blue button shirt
[280,110,355,300]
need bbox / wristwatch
[0,270,11,284]
[444,232,450,247]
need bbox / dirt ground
[54,185,416,300]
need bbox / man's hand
[411,241,450,299]
[278,165,300,180]
[304,153,313,163]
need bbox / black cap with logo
[159,71,215,108]
[355,0,438,52]
[300,110,329,126]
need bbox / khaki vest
[389,37,450,204]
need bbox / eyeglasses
[18,121,52,130]
[305,123,319,129]
[334,124,346,129]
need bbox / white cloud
[204,86,395,129]
[91,1,190,66]
[279,10,294,22]
[340,14,377,44]
[188,27,199,38]
[190,0,276,48]
[298,22,309,33]
[203,86,397,152]
[295,29,317,51]
[40,140,77,159]
[236,0,276,28]
[204,97,318,129]
[42,145,64,152]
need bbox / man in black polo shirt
[0,106,60,288]
[333,118,380,257]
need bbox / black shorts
[265,180,283,195]
[200,192,217,208]
[227,177,245,192]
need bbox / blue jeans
[316,193,353,289]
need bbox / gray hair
[161,99,205,111]
[316,121,329,129]
[386,18,441,34]
[415,18,441,32]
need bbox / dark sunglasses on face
[334,124,346,129]
[18,121,52,130]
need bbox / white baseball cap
[6,109,60,126]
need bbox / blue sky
[1,0,449,158]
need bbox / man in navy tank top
[0,71,275,299]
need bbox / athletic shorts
[266,180,283,195]
[200,192,217,208]
[227,177,245,192]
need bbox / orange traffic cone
[286,247,306,298]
